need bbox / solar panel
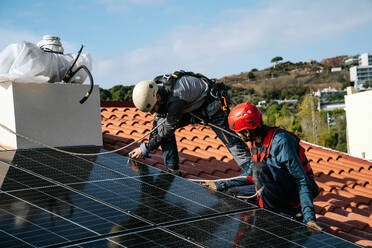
[0,146,360,247]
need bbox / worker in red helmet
[213,103,322,232]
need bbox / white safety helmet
[37,35,64,54]
[132,80,159,112]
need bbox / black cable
[63,45,84,83]
[61,45,93,104]
[66,65,94,104]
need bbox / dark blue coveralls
[216,129,319,224]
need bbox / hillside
[100,56,350,153]
[220,60,349,104]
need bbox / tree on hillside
[247,72,256,81]
[108,85,134,101]
[100,88,112,101]
[271,56,283,63]
[271,56,283,68]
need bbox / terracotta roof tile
[100,102,372,246]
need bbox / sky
[0,0,371,89]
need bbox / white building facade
[359,53,372,66]
[350,53,372,89]
[345,89,372,160]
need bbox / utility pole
[326,111,331,134]
[310,89,318,144]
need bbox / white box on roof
[0,82,102,149]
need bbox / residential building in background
[314,87,346,111]
[349,53,372,89]
[344,55,359,66]
[359,53,372,66]
[257,99,298,107]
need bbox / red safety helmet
[228,103,262,131]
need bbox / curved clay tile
[118,121,129,127]
[351,228,372,242]
[181,149,214,160]
[317,173,358,189]
[177,133,199,141]
[343,187,372,201]
[105,122,114,127]
[202,158,240,174]
[178,153,201,163]
[178,138,212,151]
[198,136,224,148]
[109,114,118,120]
[120,114,129,119]
[320,159,347,174]
[181,142,200,152]
[105,120,126,127]
[337,157,372,171]
[348,170,372,182]
[309,162,333,175]
[306,149,331,161]
[101,111,116,119]
[188,162,216,175]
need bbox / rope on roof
[0,144,8,151]
[0,120,165,156]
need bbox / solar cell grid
[0,147,361,248]
[65,229,202,248]
[166,209,360,248]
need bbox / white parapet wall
[0,82,102,149]
[345,90,372,160]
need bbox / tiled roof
[101,101,372,247]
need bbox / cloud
[97,0,165,12]
[0,27,40,50]
[95,0,372,88]
[0,26,80,55]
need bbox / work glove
[225,187,240,197]
[306,220,323,233]
[199,181,217,191]
[251,162,265,191]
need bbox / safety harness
[246,127,315,208]
[247,127,314,178]
[153,70,230,116]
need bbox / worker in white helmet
[129,71,251,176]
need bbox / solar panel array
[0,146,359,247]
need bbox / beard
[238,125,265,143]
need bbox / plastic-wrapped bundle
[0,36,92,84]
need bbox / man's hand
[128,147,143,159]
[306,220,323,233]
[199,181,217,191]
